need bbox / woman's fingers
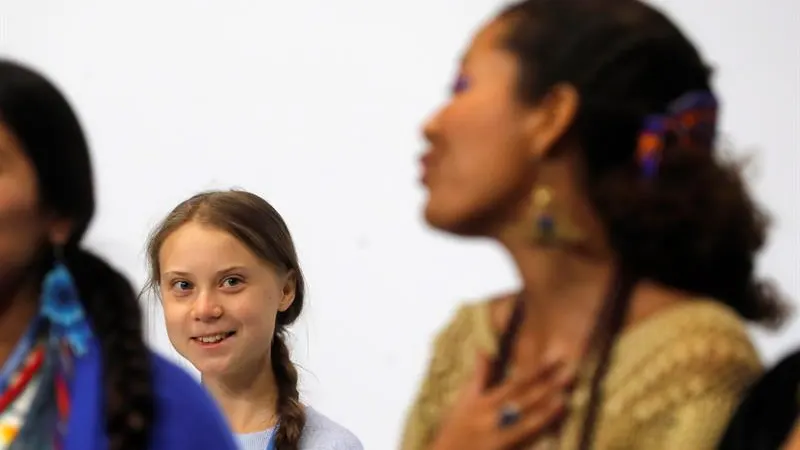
[489,358,577,406]
[487,359,563,402]
[488,361,576,448]
[468,351,492,394]
[498,393,567,448]
[517,379,554,412]
[431,355,575,450]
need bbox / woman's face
[158,221,296,378]
[420,20,536,236]
[0,122,53,292]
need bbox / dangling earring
[40,246,93,356]
[530,185,584,245]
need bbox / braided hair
[145,190,307,450]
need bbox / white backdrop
[1,1,798,447]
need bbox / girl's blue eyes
[222,277,242,288]
[170,277,242,291]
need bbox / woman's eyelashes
[451,74,470,94]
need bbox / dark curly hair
[144,190,307,450]
[500,0,785,325]
[493,0,788,447]
[0,59,154,450]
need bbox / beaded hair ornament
[636,90,719,178]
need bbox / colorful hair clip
[636,90,718,178]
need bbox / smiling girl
[145,190,362,450]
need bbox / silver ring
[498,403,521,428]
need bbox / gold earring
[530,185,584,245]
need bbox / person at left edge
[0,59,238,450]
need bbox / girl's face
[158,221,295,378]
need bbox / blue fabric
[40,263,93,357]
[65,341,237,450]
[235,407,364,450]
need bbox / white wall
[1,0,797,447]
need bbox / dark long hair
[144,190,307,450]
[0,59,154,450]
[491,0,787,447]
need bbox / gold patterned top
[400,299,762,450]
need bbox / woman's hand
[430,354,574,450]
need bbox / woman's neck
[505,243,615,363]
[0,276,41,367]
[202,355,279,434]
[495,163,617,362]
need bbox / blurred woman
[0,60,237,449]
[401,0,786,449]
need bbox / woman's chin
[424,205,486,237]
[423,203,460,232]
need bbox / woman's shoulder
[607,298,762,397]
[397,298,503,450]
[300,406,363,449]
[575,299,764,449]
[617,298,758,360]
[646,297,752,331]
[430,296,506,355]
[147,352,238,449]
[417,297,509,393]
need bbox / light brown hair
[144,190,306,450]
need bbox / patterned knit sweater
[400,299,762,450]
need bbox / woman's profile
[401,0,786,448]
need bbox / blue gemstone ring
[498,403,521,428]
